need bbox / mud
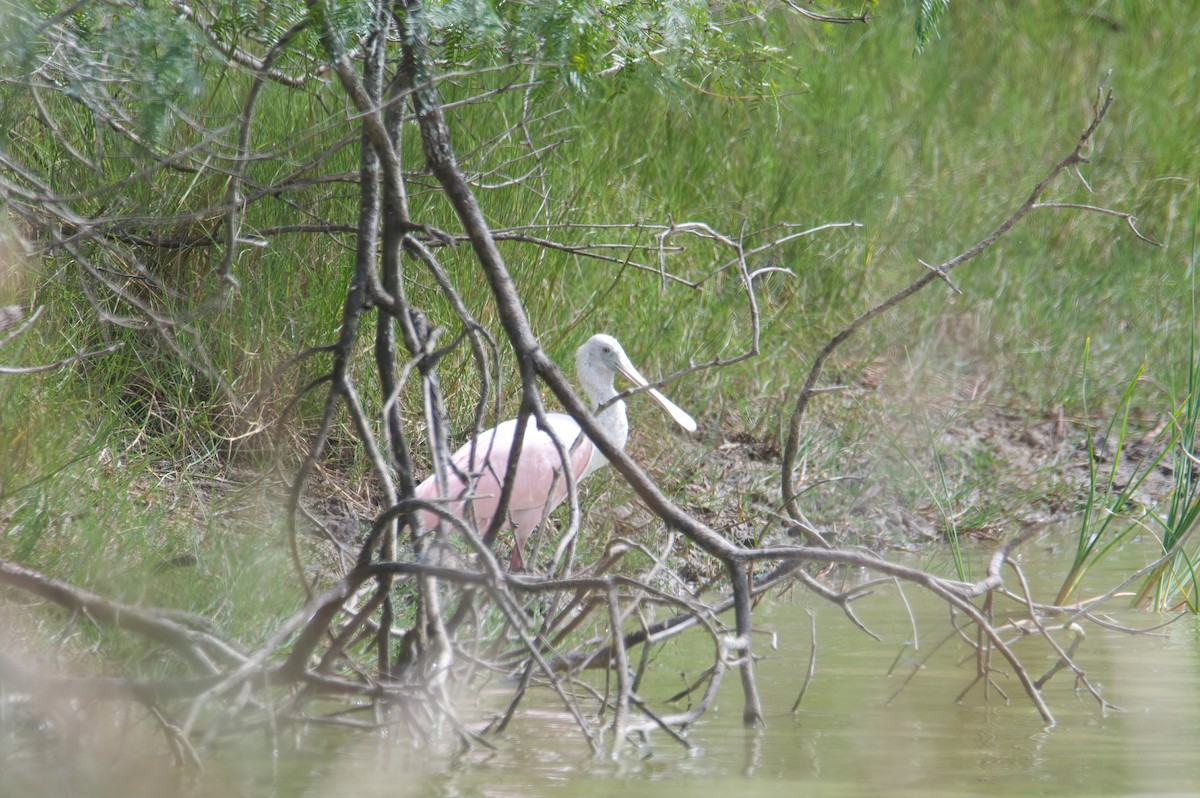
[621,396,1183,568]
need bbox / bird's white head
[575,334,697,433]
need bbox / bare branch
[780,87,1153,524]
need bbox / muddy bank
[161,386,1181,579]
[617,397,1180,567]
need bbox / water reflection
[326,535,1198,798]
[4,535,1199,797]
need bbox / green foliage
[123,9,206,138]
[1058,206,1200,610]
[914,0,950,52]
[2,0,1198,590]
[1055,344,1155,605]
[430,0,506,65]
[886,407,973,581]
[310,0,379,55]
[3,3,205,138]
[424,0,792,95]
[1133,199,1200,611]
[211,0,296,39]
[0,2,36,74]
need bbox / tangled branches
[0,0,1166,771]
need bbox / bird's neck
[594,395,629,451]
[583,378,629,452]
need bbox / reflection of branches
[0,509,1139,763]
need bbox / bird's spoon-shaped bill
[613,356,697,433]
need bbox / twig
[790,609,818,712]
[781,86,1147,524]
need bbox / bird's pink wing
[503,418,593,545]
[413,416,593,549]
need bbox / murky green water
[7,536,1200,797]
[254,536,1200,798]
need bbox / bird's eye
[602,346,611,354]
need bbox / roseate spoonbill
[414,334,696,570]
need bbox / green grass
[1054,198,1200,609]
[1132,199,1200,610]
[2,1,1199,621]
[1055,342,1155,605]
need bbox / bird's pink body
[412,334,696,570]
[415,415,597,569]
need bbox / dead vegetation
[0,1,1171,775]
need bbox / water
[6,535,1200,797]
[282,536,1200,797]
